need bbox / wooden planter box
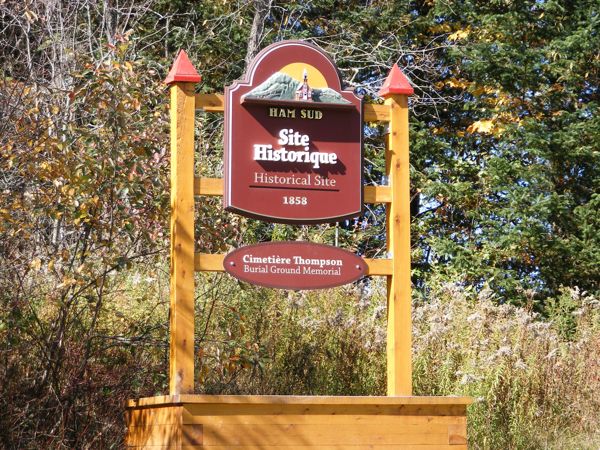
[126,395,471,449]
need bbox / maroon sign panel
[224,41,363,224]
[223,242,367,290]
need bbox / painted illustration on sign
[224,40,363,224]
[243,68,351,104]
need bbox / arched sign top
[224,40,363,224]
[243,40,346,93]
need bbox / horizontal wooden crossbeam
[195,253,393,276]
[194,177,222,196]
[195,94,391,122]
[194,177,391,203]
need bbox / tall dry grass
[412,283,600,449]
[3,265,598,449]
[191,273,599,448]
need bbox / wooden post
[164,50,201,395]
[380,64,414,396]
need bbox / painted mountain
[242,72,351,104]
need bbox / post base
[125,394,472,448]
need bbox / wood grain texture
[126,394,472,407]
[125,405,183,448]
[200,423,452,446]
[364,185,392,203]
[125,396,470,449]
[364,258,393,276]
[180,446,467,450]
[194,93,225,112]
[183,404,468,418]
[169,82,196,395]
[126,405,182,427]
[448,424,468,445]
[385,94,412,396]
[364,103,391,122]
[127,424,202,447]
[194,177,223,196]
[194,253,223,272]
[182,413,466,426]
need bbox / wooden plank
[195,253,224,272]
[195,93,225,112]
[181,446,466,450]
[200,423,450,446]
[448,424,468,445]
[125,399,468,448]
[182,413,466,426]
[183,404,467,418]
[194,177,391,203]
[183,424,203,446]
[194,177,222,196]
[169,81,196,395]
[195,252,392,276]
[127,424,201,447]
[195,93,390,123]
[385,94,412,396]
[364,103,391,122]
[365,258,393,276]
[126,424,179,447]
[126,406,182,427]
[364,185,392,203]
[127,395,472,407]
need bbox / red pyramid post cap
[378,63,414,97]
[164,50,201,85]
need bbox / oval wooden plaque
[223,241,367,290]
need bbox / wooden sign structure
[125,44,471,449]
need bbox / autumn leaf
[30,258,42,270]
[448,29,470,41]
[467,119,495,134]
[445,78,471,89]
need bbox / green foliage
[408,0,600,304]
[0,39,170,448]
[1,0,599,448]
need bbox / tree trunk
[245,0,272,71]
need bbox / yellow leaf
[58,277,77,289]
[30,258,42,270]
[448,29,470,41]
[467,119,495,134]
[430,24,452,34]
[445,78,471,89]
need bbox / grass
[3,263,597,449]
